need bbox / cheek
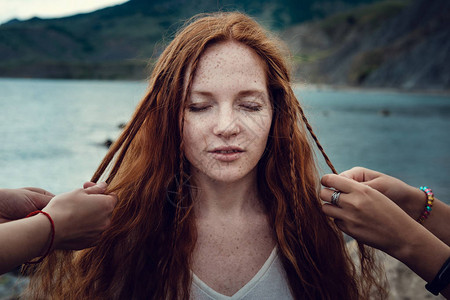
[183,117,208,151]
[182,125,199,167]
[243,112,272,142]
[183,119,196,148]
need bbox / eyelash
[188,104,262,112]
[241,103,263,111]
[187,105,210,112]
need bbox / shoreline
[0,77,448,96]
[293,82,450,97]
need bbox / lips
[213,149,241,154]
[209,146,244,153]
[208,146,244,162]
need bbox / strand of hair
[297,104,338,175]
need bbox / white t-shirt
[191,247,294,300]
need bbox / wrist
[388,217,431,263]
[402,186,427,219]
[34,214,53,255]
[43,207,70,250]
[25,211,55,264]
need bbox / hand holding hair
[321,173,450,298]
[42,182,118,250]
[0,182,117,274]
[320,174,420,255]
[339,167,450,246]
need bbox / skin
[0,187,54,223]
[183,40,275,296]
[0,182,117,274]
[320,169,450,298]
[340,167,450,246]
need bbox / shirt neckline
[192,246,278,299]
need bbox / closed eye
[187,104,211,112]
[240,103,262,112]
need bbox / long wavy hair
[25,12,386,299]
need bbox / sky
[0,0,129,24]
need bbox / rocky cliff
[284,0,450,91]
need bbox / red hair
[25,12,386,299]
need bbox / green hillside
[0,0,378,79]
[1,0,448,90]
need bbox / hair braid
[296,102,338,175]
[288,109,301,227]
[91,98,151,183]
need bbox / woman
[26,12,385,299]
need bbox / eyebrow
[190,90,268,100]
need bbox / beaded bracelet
[416,186,434,224]
[25,210,55,264]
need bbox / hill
[0,0,448,90]
[0,0,385,79]
[284,0,450,90]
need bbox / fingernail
[97,182,107,188]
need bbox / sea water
[0,79,449,202]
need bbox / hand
[320,174,421,258]
[43,182,118,250]
[339,167,425,219]
[0,188,54,223]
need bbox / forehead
[191,40,267,91]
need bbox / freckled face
[183,41,273,184]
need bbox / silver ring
[331,190,341,207]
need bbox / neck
[191,170,264,219]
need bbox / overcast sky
[0,0,129,24]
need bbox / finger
[321,174,359,194]
[101,193,118,214]
[32,195,53,209]
[23,187,55,197]
[84,182,108,194]
[83,182,96,189]
[339,167,380,183]
[110,193,118,206]
[321,202,343,219]
[23,189,54,209]
[320,188,343,205]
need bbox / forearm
[422,198,450,246]
[405,187,450,245]
[0,215,51,274]
[392,223,450,298]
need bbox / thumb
[84,182,108,194]
[23,187,55,197]
[83,181,96,189]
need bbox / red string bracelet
[25,210,55,264]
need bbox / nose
[212,107,240,138]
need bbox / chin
[194,165,256,184]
